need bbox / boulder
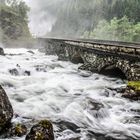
[27,50,34,54]
[9,68,19,76]
[0,85,13,131]
[26,120,54,140]
[24,70,31,76]
[0,48,4,55]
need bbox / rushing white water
[0,48,140,140]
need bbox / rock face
[26,120,54,140]
[0,85,13,131]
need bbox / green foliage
[105,0,140,22]
[49,0,140,40]
[83,17,140,42]
[128,81,140,91]
[50,0,105,37]
[0,0,30,41]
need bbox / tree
[0,0,30,41]
[83,17,140,42]
[48,0,140,38]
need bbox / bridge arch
[99,64,127,79]
[71,53,84,64]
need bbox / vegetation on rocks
[13,123,27,137]
[26,120,54,140]
[127,81,140,91]
[122,81,140,100]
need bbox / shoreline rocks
[122,81,140,100]
[26,120,54,140]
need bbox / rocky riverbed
[0,48,140,140]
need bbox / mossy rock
[13,123,27,137]
[122,81,140,100]
[38,120,53,130]
[127,81,140,91]
[26,120,54,140]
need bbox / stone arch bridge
[38,38,140,81]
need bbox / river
[0,48,140,140]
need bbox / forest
[49,0,140,42]
[0,0,140,42]
[0,0,30,43]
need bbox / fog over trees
[0,0,30,43]
[0,0,140,42]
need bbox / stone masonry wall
[38,38,140,81]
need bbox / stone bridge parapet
[38,38,140,81]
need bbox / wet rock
[86,97,107,119]
[107,86,126,93]
[1,82,14,88]
[9,68,31,76]
[26,120,54,140]
[27,51,34,54]
[122,81,140,100]
[49,64,63,69]
[24,70,31,76]
[0,85,13,131]
[88,130,130,140]
[55,120,80,133]
[16,64,20,68]
[0,48,4,55]
[78,70,92,77]
[35,65,47,72]
[9,68,19,76]
[87,97,104,111]
[26,58,30,60]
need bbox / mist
[23,0,102,38]
[24,0,65,37]
[23,0,140,42]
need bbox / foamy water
[0,48,140,140]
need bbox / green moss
[128,81,140,91]
[0,117,6,126]
[35,132,45,140]
[14,123,27,136]
[15,124,23,134]
[39,120,53,129]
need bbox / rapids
[0,48,140,140]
